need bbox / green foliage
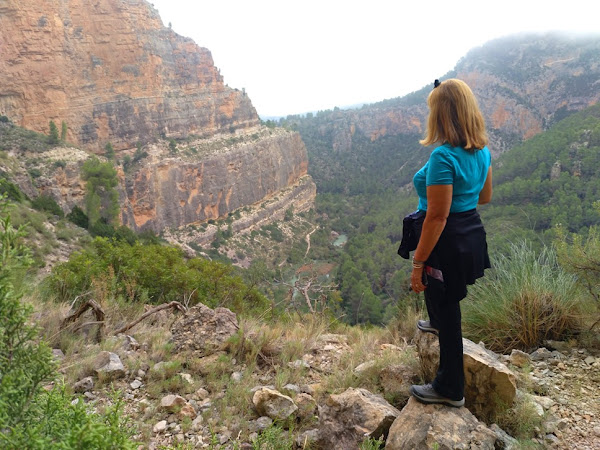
[31,194,64,218]
[48,120,59,145]
[169,139,178,154]
[104,142,115,159]
[0,115,10,123]
[0,178,24,202]
[463,242,583,352]
[60,121,68,142]
[67,205,89,229]
[81,158,119,227]
[251,424,294,449]
[555,216,600,330]
[359,436,384,450]
[47,238,269,313]
[0,198,135,448]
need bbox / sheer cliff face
[120,128,313,232]
[0,0,259,152]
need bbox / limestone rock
[160,394,187,413]
[170,304,238,355]
[296,429,319,449]
[93,351,125,380]
[509,349,531,368]
[380,364,418,401]
[416,332,517,419]
[386,397,498,449]
[73,376,94,393]
[317,387,400,449]
[295,393,318,420]
[0,0,259,153]
[252,388,297,421]
[153,420,168,434]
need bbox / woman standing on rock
[399,78,492,407]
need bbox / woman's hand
[411,266,426,293]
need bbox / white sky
[149,0,599,118]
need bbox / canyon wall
[0,0,259,152]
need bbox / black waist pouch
[397,210,425,259]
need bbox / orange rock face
[0,0,259,152]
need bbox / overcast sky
[149,0,598,118]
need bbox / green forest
[278,103,600,326]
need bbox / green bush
[463,242,583,352]
[66,205,89,229]
[47,238,269,313]
[0,178,24,202]
[0,199,135,448]
[31,194,64,218]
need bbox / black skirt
[398,209,490,302]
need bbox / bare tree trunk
[60,299,105,342]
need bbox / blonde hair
[419,78,488,151]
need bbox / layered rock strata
[0,0,259,152]
[120,127,314,232]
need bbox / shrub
[48,120,59,144]
[0,178,24,202]
[463,242,583,353]
[66,205,89,228]
[0,200,135,448]
[47,238,269,313]
[31,194,64,218]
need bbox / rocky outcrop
[120,127,314,232]
[317,387,401,449]
[0,0,259,153]
[386,397,499,450]
[170,303,238,356]
[416,331,517,420]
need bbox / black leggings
[424,275,465,401]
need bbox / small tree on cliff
[60,121,68,142]
[105,142,115,159]
[48,121,59,145]
[81,158,119,228]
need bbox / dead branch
[60,299,105,342]
[113,301,186,335]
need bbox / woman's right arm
[478,167,493,205]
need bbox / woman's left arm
[410,184,452,293]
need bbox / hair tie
[434,79,441,88]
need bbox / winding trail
[304,227,318,258]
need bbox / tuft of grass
[463,242,583,353]
[494,394,545,441]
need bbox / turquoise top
[413,144,491,213]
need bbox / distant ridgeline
[282,32,600,197]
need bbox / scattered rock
[130,379,143,390]
[584,356,596,365]
[231,371,243,383]
[317,387,400,449]
[178,403,197,420]
[295,393,318,420]
[490,423,519,449]
[252,388,297,421]
[160,394,187,413]
[73,376,94,393]
[170,304,238,355]
[509,349,531,368]
[530,347,553,361]
[296,429,319,448]
[52,349,65,361]
[93,351,125,380]
[248,416,273,433]
[386,397,498,449]
[353,360,376,374]
[178,373,194,384]
[153,420,168,433]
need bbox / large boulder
[416,331,517,419]
[252,388,298,421]
[93,351,125,380]
[386,397,498,449]
[170,304,238,355]
[317,388,400,449]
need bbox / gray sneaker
[410,383,464,407]
[417,320,439,335]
